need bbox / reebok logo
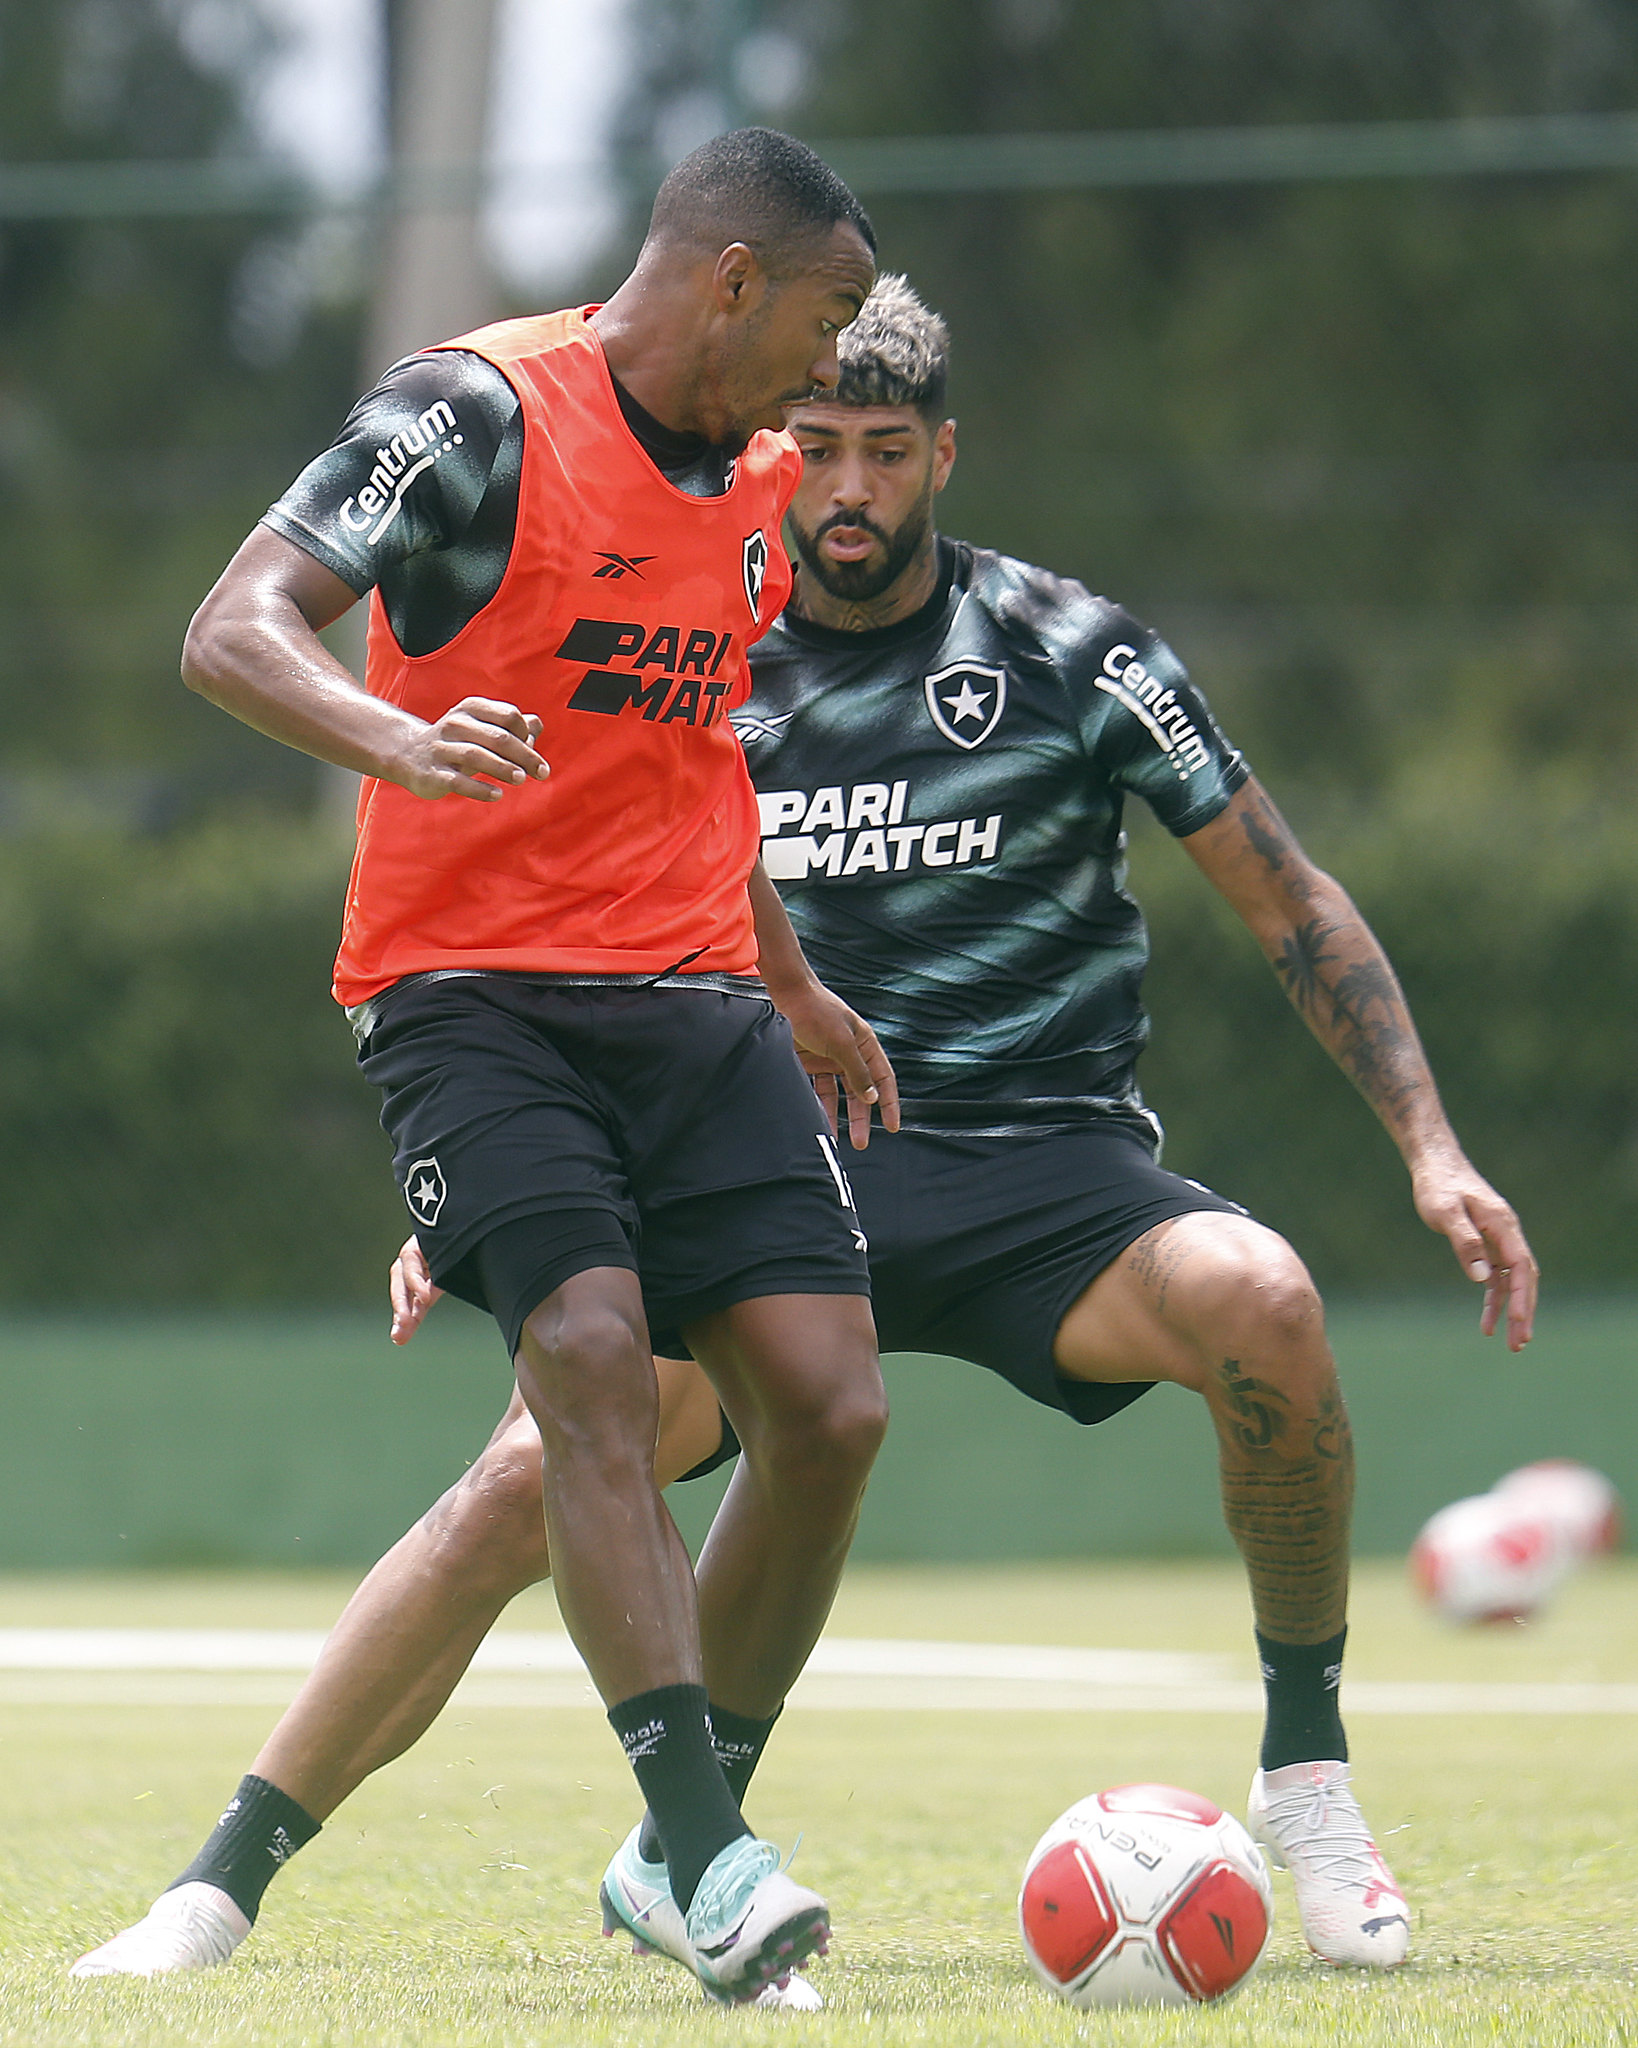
[729,709,794,748]
[617,1716,666,1762]
[558,617,737,727]
[592,551,655,580]
[816,1132,869,1253]
[338,400,463,546]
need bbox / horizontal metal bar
[815,110,1638,192]
[2,111,1636,222]
[0,159,318,219]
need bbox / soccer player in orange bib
[87,131,892,2005]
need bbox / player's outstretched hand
[395,697,549,801]
[777,981,900,1150]
[389,1234,443,1344]
[1411,1151,1538,1352]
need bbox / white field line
[0,1630,1632,1713]
[0,1632,1216,1683]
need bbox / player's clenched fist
[395,697,549,801]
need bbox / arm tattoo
[1272,919,1333,1021]
[1248,829,1425,1129]
[1270,919,1422,1124]
[1237,788,1312,901]
[1225,786,1437,1143]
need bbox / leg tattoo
[1210,1356,1354,1644]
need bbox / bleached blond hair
[836,273,950,419]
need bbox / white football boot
[69,1882,251,1977]
[599,1824,824,2009]
[685,1836,830,2006]
[1248,1760,1411,1967]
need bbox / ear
[711,242,767,313]
[931,417,957,494]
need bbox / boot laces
[686,1838,780,1940]
[1272,1773,1380,1890]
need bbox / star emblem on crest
[941,677,991,725]
[923,661,1008,749]
[403,1156,447,1228]
[742,530,770,618]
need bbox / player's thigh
[358,980,638,1322]
[1053,1210,1319,1392]
[628,997,875,1438]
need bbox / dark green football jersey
[740,539,1249,1134]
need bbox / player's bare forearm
[182,527,548,802]
[1184,779,1538,1346]
[1185,782,1444,1155]
[748,860,900,1145]
[1258,878,1440,1154]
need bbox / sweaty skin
[204,386,1534,1840]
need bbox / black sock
[608,1683,749,1913]
[166,1774,321,1924]
[1256,1627,1349,1771]
[637,1701,782,1865]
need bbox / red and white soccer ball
[1410,1461,1621,1624]
[1018,1784,1273,2008]
[1409,1490,1572,1623]
[1491,1460,1622,1559]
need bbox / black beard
[789,504,930,602]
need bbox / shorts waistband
[892,1097,1165,1146]
[347,967,769,1044]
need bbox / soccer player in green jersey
[76,274,1534,1996]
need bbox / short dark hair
[646,127,876,273]
[835,273,950,420]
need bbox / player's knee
[516,1299,656,1467]
[1178,1225,1324,1365]
[519,1293,645,1387]
[751,1358,888,1493]
[818,1374,890,1474]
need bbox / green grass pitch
[0,1560,1634,2046]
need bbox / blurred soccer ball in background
[1491,1460,1621,1558]
[1410,1460,1621,1624]
[1018,1783,1272,2008]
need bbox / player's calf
[442,1405,552,1590]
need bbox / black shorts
[845,1119,1247,1426]
[357,972,870,1357]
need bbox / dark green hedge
[0,792,1631,1304]
[0,820,403,1303]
